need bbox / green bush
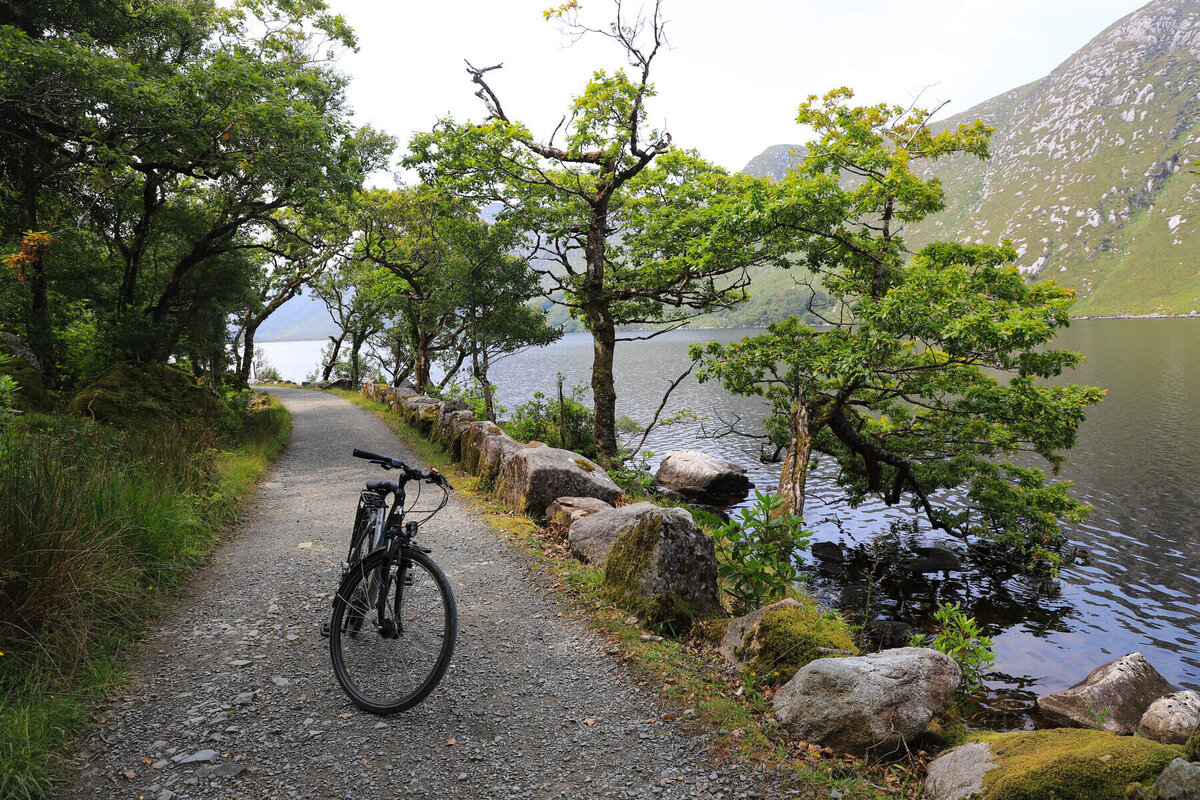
[713,491,811,615]
[503,378,595,457]
[909,601,996,693]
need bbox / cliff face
[745,1,1200,317]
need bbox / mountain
[255,291,340,342]
[742,0,1200,318]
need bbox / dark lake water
[261,318,1200,726]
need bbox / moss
[603,513,712,633]
[1185,727,1200,762]
[68,362,220,423]
[737,604,858,684]
[0,340,51,411]
[574,458,597,473]
[971,729,1182,800]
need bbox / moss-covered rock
[602,509,723,633]
[925,729,1183,800]
[1186,727,1200,761]
[729,601,858,685]
[68,362,220,423]
[0,333,52,411]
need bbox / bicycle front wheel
[329,547,457,714]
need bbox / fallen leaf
[446,738,456,745]
[338,713,353,719]
[141,758,153,765]
[584,718,595,726]
[122,770,136,779]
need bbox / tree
[312,260,391,385]
[0,0,388,380]
[694,90,1105,573]
[407,0,782,465]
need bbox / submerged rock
[772,647,960,756]
[1035,652,1175,735]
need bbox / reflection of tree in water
[803,519,1080,728]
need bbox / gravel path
[69,388,783,800]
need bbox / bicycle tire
[328,547,457,714]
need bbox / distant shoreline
[258,314,1200,344]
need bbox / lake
[260,318,1200,726]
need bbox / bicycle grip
[353,448,389,462]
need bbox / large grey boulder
[480,434,525,482]
[460,421,506,474]
[1157,758,1200,800]
[654,450,753,504]
[568,502,691,566]
[602,507,723,630]
[1036,652,1175,735]
[445,412,477,461]
[497,446,620,516]
[432,404,472,452]
[546,496,613,527]
[399,394,439,427]
[924,741,996,800]
[772,647,960,756]
[1138,690,1200,745]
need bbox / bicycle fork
[374,537,410,639]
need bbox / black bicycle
[327,447,458,714]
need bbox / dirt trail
[69,387,778,800]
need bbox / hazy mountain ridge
[743,0,1200,317]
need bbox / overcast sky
[331,0,1149,174]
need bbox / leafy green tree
[694,90,1105,573]
[312,260,392,386]
[0,0,387,379]
[407,0,781,465]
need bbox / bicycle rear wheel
[329,547,457,714]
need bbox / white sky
[332,0,1149,173]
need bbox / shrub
[503,378,595,457]
[909,601,996,693]
[713,491,811,615]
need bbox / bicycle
[326,447,458,714]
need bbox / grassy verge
[334,388,928,799]
[0,397,290,800]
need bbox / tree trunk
[20,177,55,388]
[238,322,259,384]
[587,305,618,466]
[480,349,495,422]
[778,400,813,514]
[413,320,431,393]
[321,333,344,381]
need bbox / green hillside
[741,0,1200,319]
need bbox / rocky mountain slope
[743,0,1200,317]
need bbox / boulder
[496,446,620,516]
[903,545,962,573]
[1156,758,1200,800]
[1035,652,1175,735]
[654,450,753,504]
[1138,690,1200,745]
[811,541,845,562]
[772,647,960,756]
[479,434,524,482]
[718,598,857,683]
[568,502,688,566]
[433,404,473,451]
[325,377,353,390]
[398,394,438,425]
[460,421,508,475]
[446,412,477,461]
[546,496,613,527]
[925,730,1181,800]
[0,332,51,411]
[69,362,220,423]
[602,507,723,631]
[414,400,443,436]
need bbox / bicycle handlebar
[352,448,453,490]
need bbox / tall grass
[0,400,289,799]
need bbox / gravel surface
[68,388,786,800]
